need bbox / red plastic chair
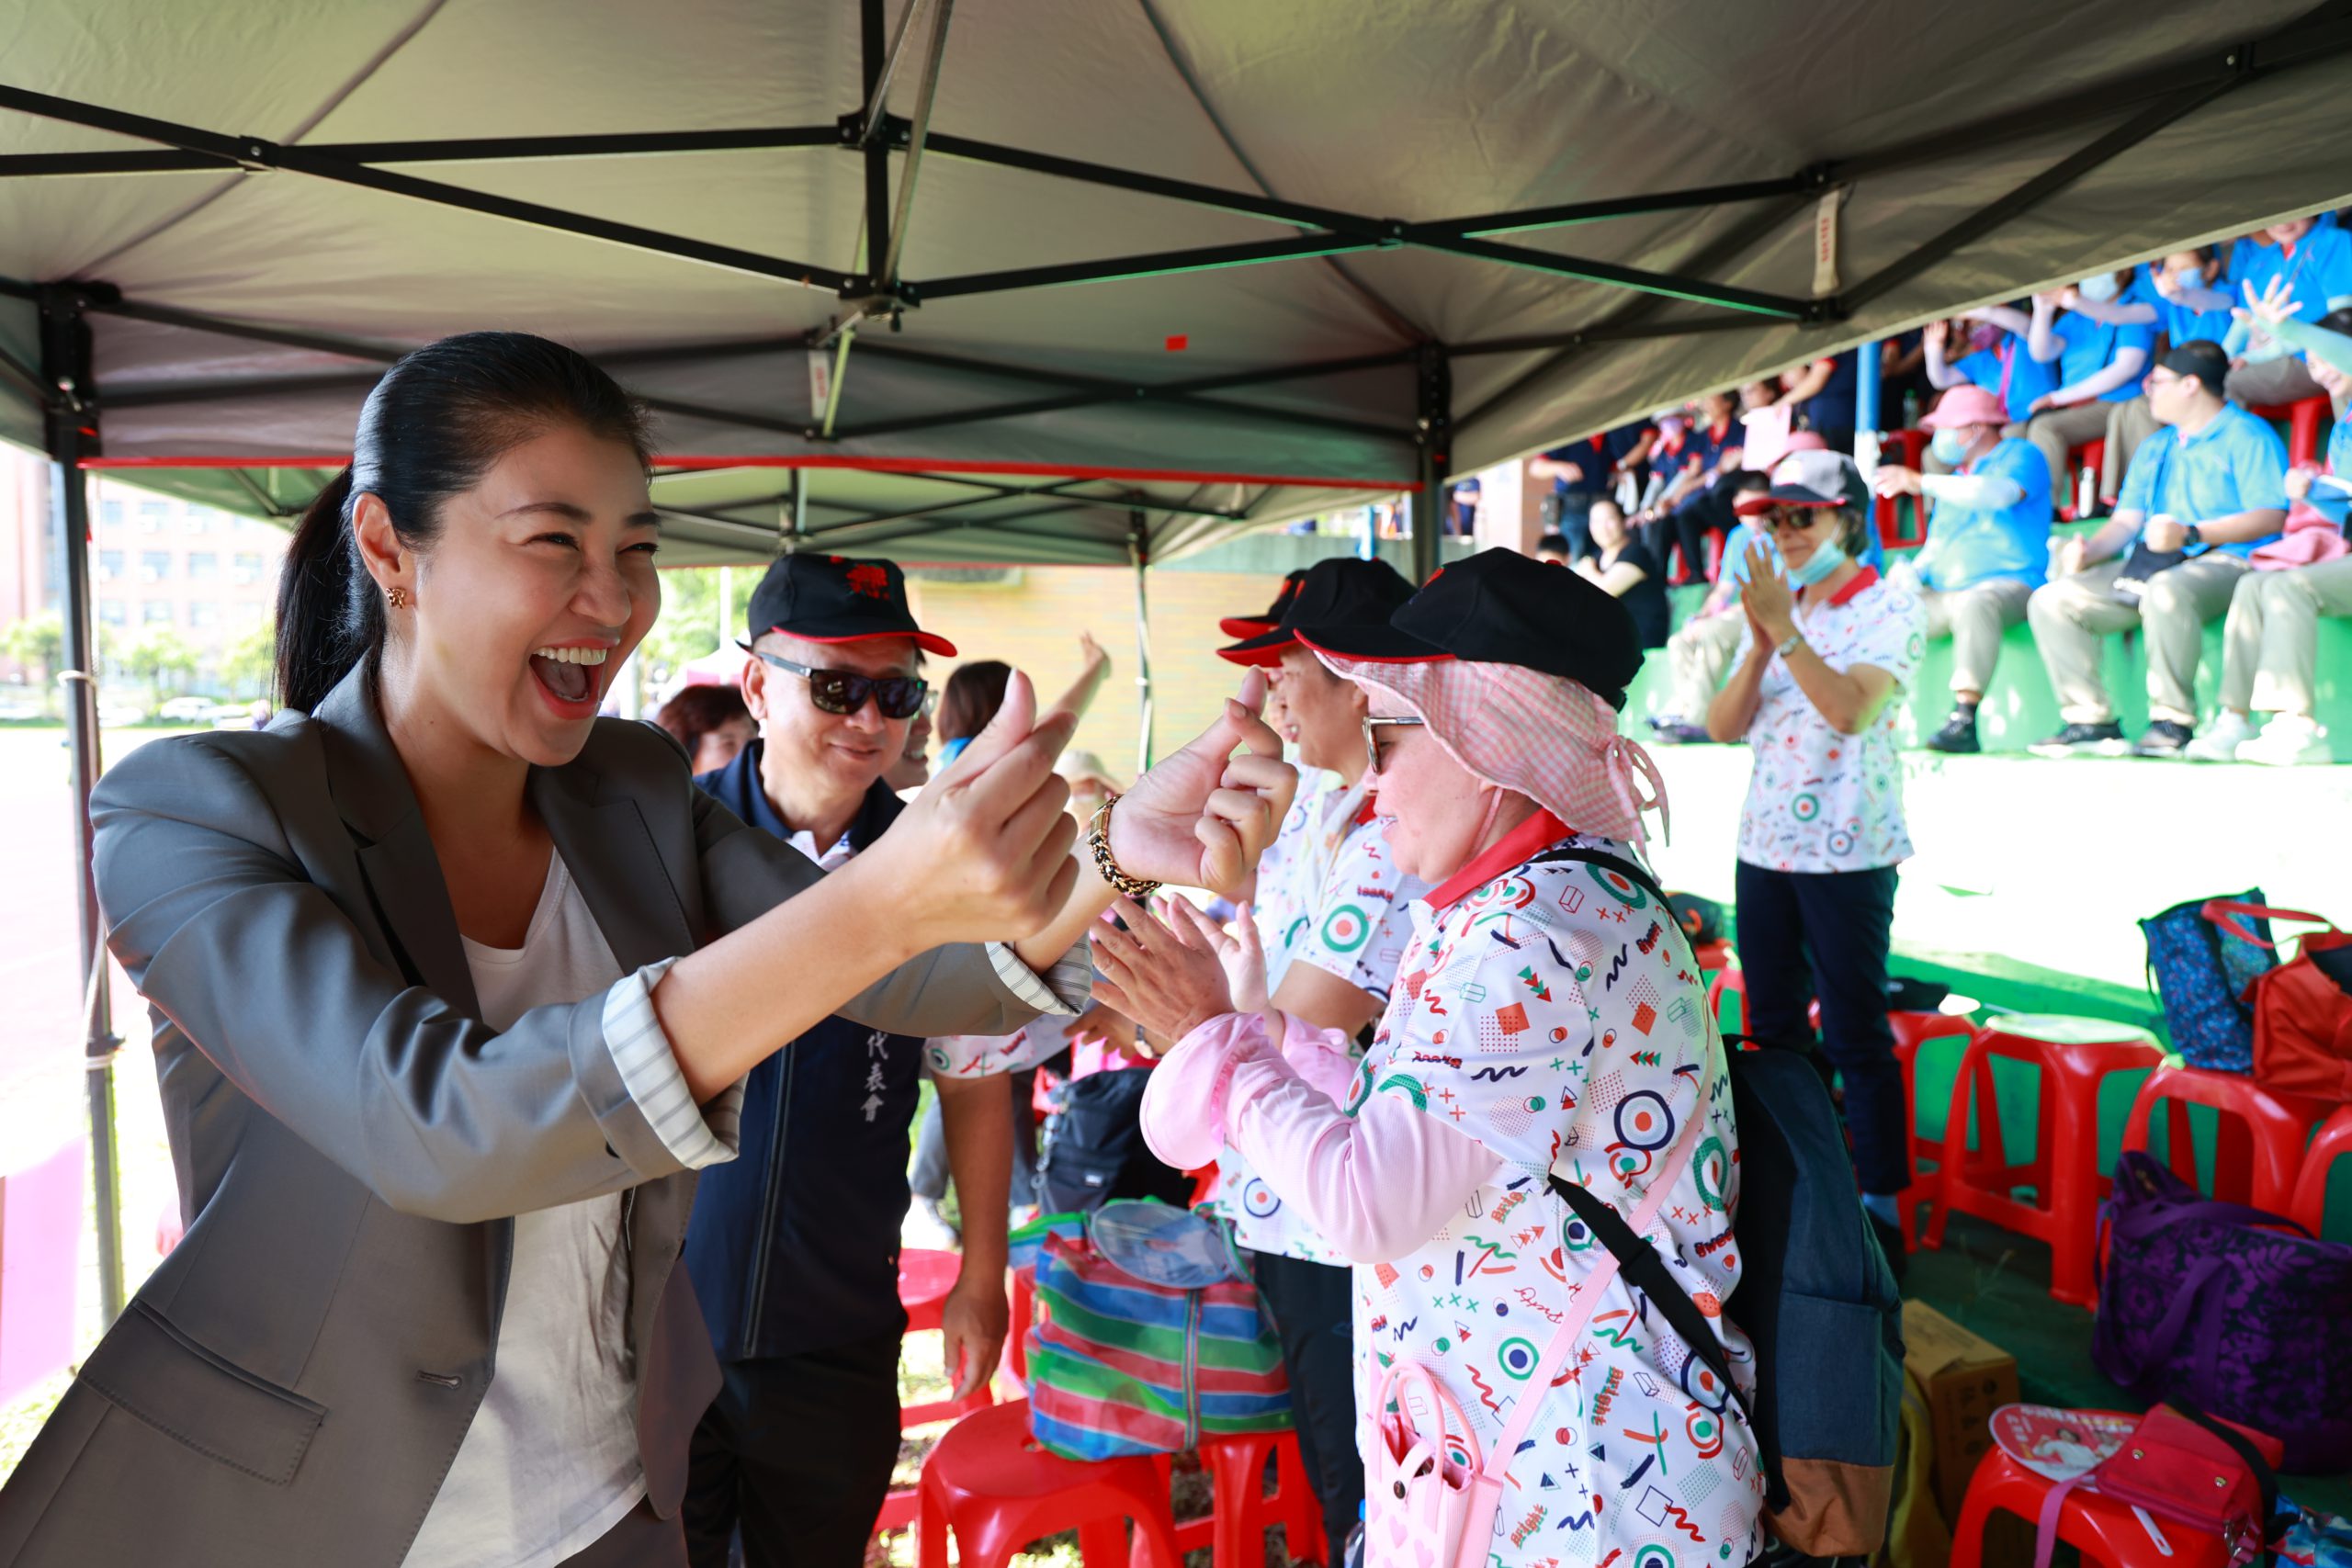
[1707,967,1747,1033]
[1690,938,1734,980]
[1950,1447,2238,1568]
[916,1398,1183,1568]
[1874,428,1930,546]
[1922,1016,2165,1306]
[2290,1105,2352,1235]
[1889,1010,1978,1247]
[1157,1428,1329,1567]
[2122,1066,2337,1215]
[2251,396,2332,467]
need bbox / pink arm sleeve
[1224,1051,1500,1265]
[1273,1010,1361,1103]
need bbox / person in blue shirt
[2020,277,2156,511]
[1871,384,2053,752]
[2054,251,2238,504]
[2027,340,2290,757]
[2223,214,2352,408]
[1924,311,2059,452]
[2193,288,2352,766]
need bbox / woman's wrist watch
[1775,630,1807,660]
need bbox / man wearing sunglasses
[680,553,1020,1568]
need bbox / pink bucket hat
[1296,549,1668,849]
[1919,384,2008,429]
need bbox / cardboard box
[1903,1300,2020,1522]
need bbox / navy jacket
[683,743,926,1360]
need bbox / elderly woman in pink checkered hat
[1091,549,1764,1568]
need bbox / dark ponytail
[272,332,653,712]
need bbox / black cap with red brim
[1297,546,1643,708]
[1217,568,1308,641]
[1732,482,1844,517]
[1217,558,1417,667]
[743,552,957,657]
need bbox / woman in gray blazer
[0,333,1292,1568]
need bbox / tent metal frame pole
[909,231,1813,318]
[859,0,896,280]
[1408,344,1451,584]
[0,127,844,177]
[0,85,860,293]
[1838,73,2251,314]
[845,339,1419,436]
[1129,513,1155,777]
[37,285,125,1333]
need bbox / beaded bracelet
[1086,792,1162,902]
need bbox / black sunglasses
[743,648,928,719]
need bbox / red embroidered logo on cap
[845,564,891,600]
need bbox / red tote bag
[2206,900,2352,1100]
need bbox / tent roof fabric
[6,0,2352,565]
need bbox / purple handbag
[2093,1151,2352,1473]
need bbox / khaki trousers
[2099,396,2162,503]
[2023,402,2111,509]
[2225,354,2324,409]
[1668,608,1747,719]
[2027,554,2249,724]
[1920,579,2034,695]
[2220,553,2352,716]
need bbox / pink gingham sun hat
[1298,548,1669,848]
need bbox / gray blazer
[0,663,1047,1567]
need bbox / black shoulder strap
[1532,845,1747,1419]
[1547,1174,1749,1422]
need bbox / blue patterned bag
[2141,888,2278,1071]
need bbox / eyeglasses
[747,650,928,719]
[1363,714,1426,777]
[1764,507,1835,534]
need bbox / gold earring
[387,587,408,609]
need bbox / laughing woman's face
[384,423,661,767]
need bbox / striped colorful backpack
[1018,1201,1292,1460]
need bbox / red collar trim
[1826,564,1880,607]
[1427,809,1573,910]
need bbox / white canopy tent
[6,0,2352,1321]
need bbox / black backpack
[1034,1066,1193,1216]
[1533,847,1905,1562]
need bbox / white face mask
[2076,273,2120,303]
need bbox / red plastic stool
[1950,1446,2238,1568]
[1707,967,1747,1033]
[1923,1016,2164,1306]
[1889,1010,1978,1247]
[2290,1105,2352,1235]
[899,1247,999,1428]
[2123,1066,2336,1214]
[916,1398,1183,1568]
[1179,1428,1328,1567]
[1691,938,1734,978]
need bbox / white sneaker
[2184,709,2260,761]
[2238,715,2335,767]
[902,1196,960,1251]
